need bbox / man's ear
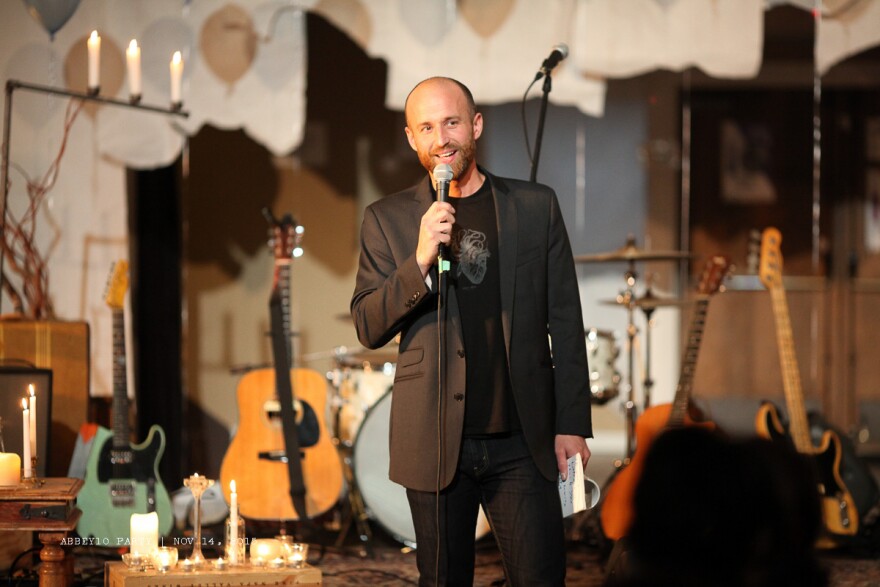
[404,126,417,151]
[472,113,484,140]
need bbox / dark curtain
[127,163,184,490]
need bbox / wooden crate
[0,320,89,477]
[104,561,322,586]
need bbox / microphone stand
[529,72,553,183]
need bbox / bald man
[351,77,592,586]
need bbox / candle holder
[225,515,245,566]
[129,94,142,105]
[213,557,228,571]
[87,86,100,97]
[287,543,308,569]
[171,101,183,112]
[151,546,178,572]
[183,473,214,567]
[22,456,41,486]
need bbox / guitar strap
[269,289,308,519]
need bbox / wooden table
[104,560,322,586]
[0,477,83,587]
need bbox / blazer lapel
[490,173,517,358]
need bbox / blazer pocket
[394,347,425,381]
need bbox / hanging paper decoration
[399,0,454,46]
[200,4,258,88]
[314,0,373,48]
[459,0,514,39]
[22,0,81,38]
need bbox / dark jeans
[406,432,565,587]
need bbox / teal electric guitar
[76,261,173,542]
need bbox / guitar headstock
[264,208,304,261]
[104,260,129,310]
[698,255,733,296]
[759,227,783,290]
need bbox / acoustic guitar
[220,213,342,520]
[77,260,174,541]
[600,255,731,541]
[755,227,859,540]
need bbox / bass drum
[352,391,490,547]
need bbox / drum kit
[325,344,489,551]
[576,235,695,460]
[320,236,693,550]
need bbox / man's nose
[434,127,450,145]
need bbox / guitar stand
[333,445,374,558]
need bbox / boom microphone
[536,43,569,79]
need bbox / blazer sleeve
[545,192,593,438]
[350,203,432,350]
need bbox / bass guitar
[220,213,342,520]
[755,226,858,541]
[600,255,731,541]
[77,260,174,541]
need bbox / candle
[269,557,285,568]
[170,50,183,104]
[28,384,36,461]
[21,399,31,479]
[126,39,142,97]
[87,30,101,89]
[249,538,281,564]
[214,557,227,570]
[288,542,308,568]
[152,546,178,572]
[130,512,159,557]
[229,480,239,564]
[0,453,20,485]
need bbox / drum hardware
[585,328,621,404]
[574,235,695,264]
[599,288,693,412]
[579,236,694,461]
[352,392,491,547]
[333,444,374,558]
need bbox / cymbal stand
[620,263,638,462]
[641,303,656,411]
[333,444,374,558]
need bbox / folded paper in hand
[558,453,599,517]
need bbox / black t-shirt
[450,180,520,436]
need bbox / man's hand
[555,434,591,481]
[416,201,455,277]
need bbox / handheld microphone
[536,43,569,79]
[433,164,453,272]
[434,163,453,203]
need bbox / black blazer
[351,169,592,492]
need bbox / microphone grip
[437,179,449,204]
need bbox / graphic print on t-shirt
[453,228,489,285]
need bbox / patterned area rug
[312,536,880,587]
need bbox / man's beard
[419,137,476,180]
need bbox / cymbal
[575,238,693,263]
[600,291,693,311]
